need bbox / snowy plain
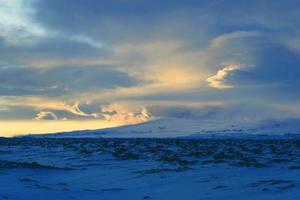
[1,118,300,200]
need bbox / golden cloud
[206,64,239,89]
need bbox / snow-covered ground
[1,118,299,199]
[0,138,299,200]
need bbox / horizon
[0,120,125,137]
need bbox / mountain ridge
[23,117,300,139]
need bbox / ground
[0,138,299,200]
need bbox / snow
[0,138,299,200]
[1,118,300,199]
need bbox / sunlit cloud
[3,96,91,117]
[94,40,208,97]
[206,64,239,89]
[1,96,152,124]
[101,103,150,124]
[34,111,58,120]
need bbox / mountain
[24,117,300,139]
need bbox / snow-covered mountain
[26,118,300,139]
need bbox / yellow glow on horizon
[0,120,125,137]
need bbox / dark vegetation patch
[248,179,297,192]
[19,177,39,183]
[288,165,300,170]
[0,138,299,172]
[136,166,192,174]
[0,160,71,170]
[84,188,124,192]
[212,185,227,190]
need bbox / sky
[1,0,300,136]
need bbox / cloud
[148,101,296,121]
[3,96,91,117]
[0,65,136,96]
[206,64,240,89]
[211,31,263,48]
[0,0,105,50]
[2,0,300,133]
[0,0,46,46]
[68,35,103,49]
[1,96,152,124]
[25,57,118,69]
[34,111,58,120]
[100,103,150,123]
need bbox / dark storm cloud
[148,102,290,121]
[224,39,300,101]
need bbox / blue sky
[0,0,300,135]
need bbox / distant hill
[23,117,300,139]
